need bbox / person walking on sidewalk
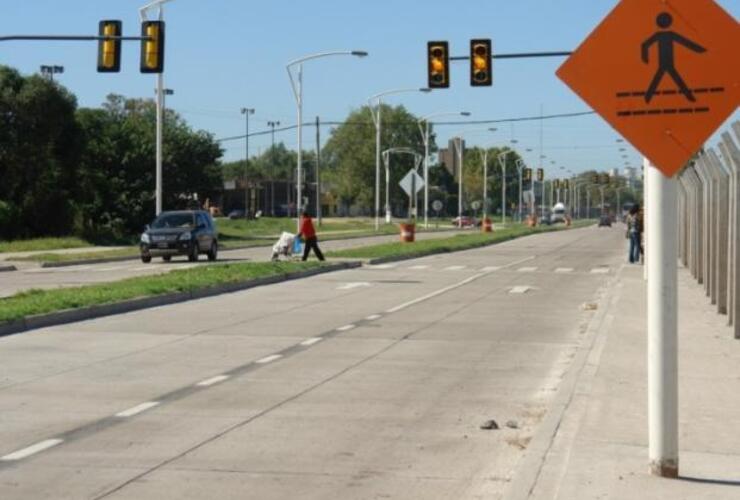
[626,204,643,264]
[297,210,325,262]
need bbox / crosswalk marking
[509,286,532,294]
[555,268,574,273]
[518,267,538,273]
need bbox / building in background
[438,138,466,180]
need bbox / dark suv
[140,210,218,263]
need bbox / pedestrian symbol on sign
[642,12,707,104]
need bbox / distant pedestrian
[297,211,325,262]
[626,204,643,264]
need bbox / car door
[196,213,211,251]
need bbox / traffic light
[140,21,165,73]
[427,41,449,89]
[554,179,561,189]
[97,20,122,73]
[601,173,610,185]
[537,168,544,182]
[470,39,492,87]
[523,168,532,182]
[592,173,600,184]
[563,179,570,189]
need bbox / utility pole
[241,108,255,217]
[315,116,322,226]
[267,121,280,216]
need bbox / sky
[2,0,738,175]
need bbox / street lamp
[381,147,423,223]
[287,50,368,227]
[140,0,177,216]
[368,87,431,228]
[477,128,499,221]
[451,128,495,228]
[241,108,255,217]
[40,65,64,82]
[417,111,471,228]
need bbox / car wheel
[207,241,218,261]
[162,255,172,262]
[188,243,199,262]
[141,254,152,263]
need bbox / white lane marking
[132,266,156,271]
[555,267,574,273]
[196,375,229,387]
[301,337,323,346]
[336,324,356,332]
[97,266,125,272]
[408,265,430,270]
[591,267,610,274]
[444,265,466,271]
[115,401,160,418]
[518,267,538,273]
[510,286,532,294]
[1,439,64,461]
[256,354,283,364]
[385,255,535,314]
[369,264,397,270]
[337,282,371,291]
[365,314,382,321]
[481,266,502,272]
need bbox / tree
[75,94,223,239]
[0,66,82,238]
[322,105,431,214]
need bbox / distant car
[451,216,477,228]
[140,210,218,263]
[598,215,612,227]
[228,209,246,220]
[539,214,552,225]
[551,203,567,224]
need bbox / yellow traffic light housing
[97,20,122,73]
[427,41,449,89]
[470,39,492,86]
[554,179,561,189]
[523,168,532,182]
[563,179,570,189]
[140,21,165,73]
[537,168,544,182]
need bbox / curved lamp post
[418,111,471,228]
[287,50,368,226]
[369,88,431,228]
[382,147,424,222]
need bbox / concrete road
[0,225,626,499]
[0,229,467,298]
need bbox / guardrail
[677,121,740,339]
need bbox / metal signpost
[558,0,740,478]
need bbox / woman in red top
[297,211,325,261]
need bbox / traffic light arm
[450,50,573,62]
[0,34,152,42]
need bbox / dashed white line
[444,265,467,271]
[365,314,382,321]
[115,401,160,418]
[591,268,610,274]
[369,264,397,270]
[132,266,156,271]
[337,282,371,290]
[98,266,125,272]
[481,266,502,272]
[256,354,283,364]
[196,375,230,387]
[301,337,323,346]
[518,267,538,273]
[510,286,532,294]
[408,265,430,270]
[336,324,356,332]
[1,439,64,461]
[555,268,574,273]
[385,255,535,314]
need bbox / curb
[0,265,17,273]
[499,263,622,500]
[0,261,361,339]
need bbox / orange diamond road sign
[557,0,740,177]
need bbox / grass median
[328,221,595,261]
[0,261,321,324]
[0,237,93,254]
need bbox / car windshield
[151,213,195,229]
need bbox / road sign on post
[557,0,740,177]
[399,169,425,197]
[557,0,740,480]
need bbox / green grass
[328,221,594,260]
[0,261,322,323]
[0,237,92,254]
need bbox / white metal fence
[677,121,740,339]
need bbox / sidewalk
[507,264,740,499]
